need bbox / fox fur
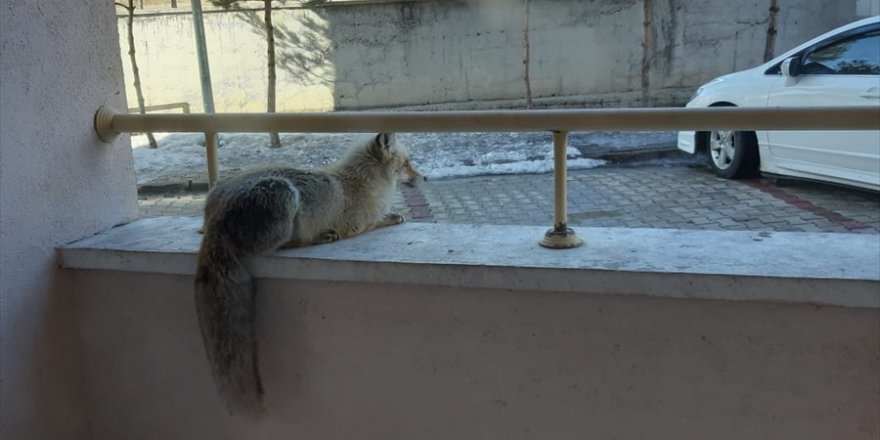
[195,133,424,417]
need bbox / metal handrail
[98,106,879,134]
[94,105,880,248]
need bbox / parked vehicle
[678,16,880,191]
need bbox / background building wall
[119,0,869,112]
[0,1,138,438]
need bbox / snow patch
[132,131,674,185]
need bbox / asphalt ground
[137,150,880,234]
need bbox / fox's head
[370,132,426,187]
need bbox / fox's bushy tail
[195,239,265,417]
[194,175,300,418]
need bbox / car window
[802,30,880,75]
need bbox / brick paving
[138,158,880,234]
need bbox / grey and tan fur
[195,133,424,417]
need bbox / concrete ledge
[61,216,880,308]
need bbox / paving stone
[138,163,880,234]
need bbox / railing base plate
[94,105,120,143]
[539,226,584,249]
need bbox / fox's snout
[402,172,427,187]
[399,159,426,187]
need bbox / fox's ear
[370,133,395,159]
[376,133,395,150]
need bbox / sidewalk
[137,148,880,234]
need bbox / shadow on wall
[229,6,336,111]
[276,1,544,111]
[235,7,335,86]
[225,1,564,111]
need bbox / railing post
[539,130,584,249]
[205,132,219,187]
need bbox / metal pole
[539,131,583,249]
[191,0,215,114]
[191,0,218,186]
[552,131,568,228]
[95,107,880,136]
[205,132,219,185]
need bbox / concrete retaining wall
[119,0,870,112]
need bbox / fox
[195,133,424,417]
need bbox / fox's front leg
[280,214,404,249]
[340,212,406,237]
[336,213,406,240]
[279,229,340,249]
[378,212,406,227]
[316,229,341,243]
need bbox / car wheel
[706,129,760,179]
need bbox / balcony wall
[63,217,880,439]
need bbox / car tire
[704,129,760,179]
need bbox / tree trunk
[265,0,281,148]
[522,0,533,109]
[763,0,779,62]
[640,0,652,107]
[126,0,157,148]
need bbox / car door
[765,25,880,188]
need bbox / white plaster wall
[118,0,862,112]
[75,272,879,440]
[0,1,138,439]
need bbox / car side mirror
[781,56,802,78]
[781,56,802,86]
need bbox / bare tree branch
[211,0,283,148]
[123,0,157,148]
[522,0,533,109]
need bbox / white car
[678,16,880,191]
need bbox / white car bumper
[677,130,697,154]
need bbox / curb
[593,144,682,163]
[138,179,211,196]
